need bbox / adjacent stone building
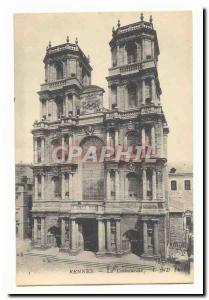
[31,15,170,258]
[16,164,33,239]
[168,162,193,244]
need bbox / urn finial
[140,13,144,21]
[149,15,153,23]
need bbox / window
[55,96,63,119]
[145,78,151,104]
[127,173,138,199]
[171,180,177,191]
[126,42,137,64]
[53,176,61,198]
[110,170,116,199]
[127,83,137,108]
[55,61,64,80]
[186,216,191,227]
[184,180,191,190]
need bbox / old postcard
[15,11,194,286]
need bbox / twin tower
[32,14,169,259]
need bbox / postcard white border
[0,0,204,296]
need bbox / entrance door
[80,219,98,252]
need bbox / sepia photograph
[14,11,195,286]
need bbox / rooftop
[168,162,193,175]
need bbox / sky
[14,11,192,164]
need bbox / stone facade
[16,164,33,239]
[168,163,193,244]
[31,15,169,258]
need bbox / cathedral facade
[31,14,169,259]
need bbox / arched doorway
[123,229,140,255]
[47,225,61,247]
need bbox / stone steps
[25,252,156,272]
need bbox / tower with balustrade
[31,14,169,259]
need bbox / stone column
[33,218,38,242]
[97,219,105,254]
[61,173,65,200]
[46,100,48,120]
[77,164,82,201]
[76,222,79,248]
[61,218,66,247]
[106,170,111,200]
[117,45,120,66]
[143,221,148,254]
[115,170,120,200]
[34,175,38,201]
[116,219,121,253]
[160,125,164,158]
[115,129,119,147]
[40,100,43,120]
[72,95,76,116]
[34,138,38,163]
[152,169,157,200]
[65,95,68,117]
[106,220,112,252]
[108,87,112,109]
[142,80,146,105]
[68,173,73,200]
[141,127,146,157]
[154,221,159,256]
[151,126,156,156]
[125,174,129,199]
[71,219,77,251]
[151,40,155,58]
[61,135,65,162]
[142,168,147,201]
[106,131,110,147]
[162,168,165,200]
[142,39,145,60]
[124,45,127,64]
[41,174,45,200]
[151,78,156,104]
[124,134,128,151]
[68,135,72,160]
[41,218,45,246]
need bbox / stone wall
[169,212,184,243]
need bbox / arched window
[67,94,73,115]
[146,169,152,199]
[126,42,137,64]
[55,61,64,80]
[55,96,63,119]
[127,173,138,199]
[127,83,137,108]
[145,78,151,104]
[52,176,61,198]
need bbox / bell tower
[38,37,92,121]
[106,13,161,111]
